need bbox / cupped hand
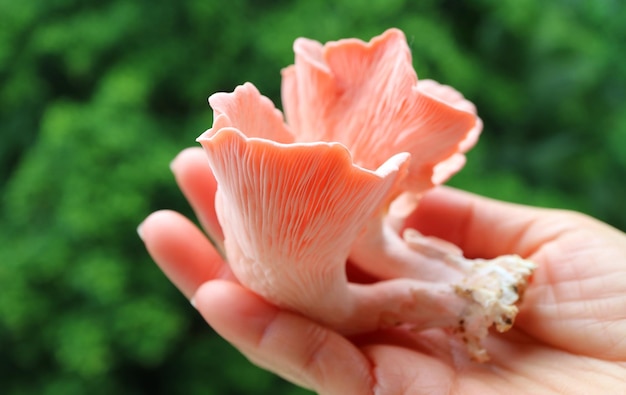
[139,147,626,395]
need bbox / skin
[139,147,626,395]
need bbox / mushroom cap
[281,28,481,193]
[197,124,408,318]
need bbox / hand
[139,147,626,395]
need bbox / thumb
[405,187,569,259]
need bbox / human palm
[140,147,626,394]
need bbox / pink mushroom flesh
[195,29,536,361]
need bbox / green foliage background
[1,1,624,394]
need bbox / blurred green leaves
[0,0,624,394]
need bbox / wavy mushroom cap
[281,28,481,193]
[197,121,409,318]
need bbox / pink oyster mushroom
[197,28,535,362]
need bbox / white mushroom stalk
[197,29,537,362]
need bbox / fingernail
[137,221,145,240]
[169,150,185,174]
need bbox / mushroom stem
[346,280,465,332]
[344,252,534,362]
[347,223,536,361]
[350,216,466,282]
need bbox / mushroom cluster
[197,28,536,362]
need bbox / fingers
[170,147,224,247]
[193,280,375,395]
[138,210,233,298]
[406,186,569,259]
